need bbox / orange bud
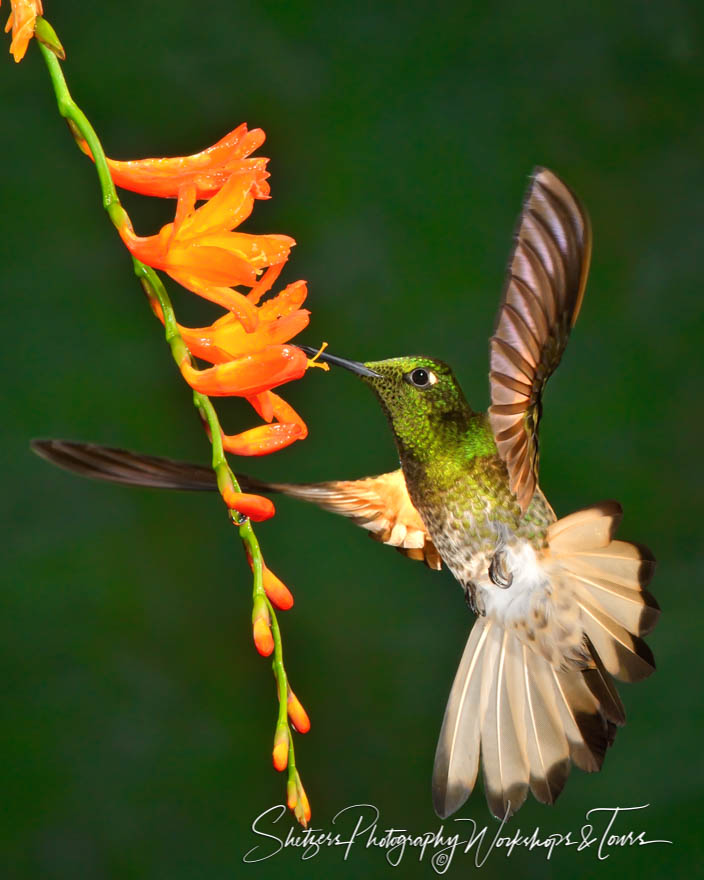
[286,769,311,827]
[294,777,311,827]
[220,488,275,521]
[272,727,289,771]
[286,776,298,811]
[252,617,274,657]
[262,566,294,610]
[286,688,310,734]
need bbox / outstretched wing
[488,167,592,512]
[31,439,219,490]
[32,439,442,569]
[274,471,442,569]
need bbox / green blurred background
[2,1,702,877]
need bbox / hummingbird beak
[297,345,382,379]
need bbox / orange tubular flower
[151,277,311,456]
[180,280,310,365]
[180,344,307,397]
[111,121,316,458]
[82,123,271,200]
[3,0,42,62]
[119,169,294,322]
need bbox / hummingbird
[33,168,658,820]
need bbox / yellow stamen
[306,341,330,371]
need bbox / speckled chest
[404,453,553,589]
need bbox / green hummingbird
[33,168,658,820]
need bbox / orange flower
[119,169,294,320]
[151,277,311,454]
[3,0,42,62]
[221,391,307,456]
[179,280,310,364]
[180,343,307,397]
[116,122,315,457]
[82,123,270,200]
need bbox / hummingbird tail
[433,501,659,820]
[546,502,659,681]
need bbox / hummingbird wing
[488,167,592,512]
[32,439,442,569]
[269,470,443,568]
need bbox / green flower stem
[34,18,303,820]
[269,605,291,728]
[37,37,125,230]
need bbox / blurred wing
[31,438,218,490]
[276,470,443,569]
[32,439,442,569]
[488,167,592,512]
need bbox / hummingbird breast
[404,452,556,617]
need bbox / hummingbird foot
[489,550,513,589]
[463,582,485,616]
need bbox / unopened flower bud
[286,776,297,811]
[286,688,310,734]
[252,596,273,657]
[262,566,294,610]
[272,726,289,772]
[294,772,311,827]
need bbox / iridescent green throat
[360,355,497,475]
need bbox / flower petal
[177,170,258,238]
[168,249,259,288]
[5,0,42,63]
[221,422,305,456]
[180,308,309,363]
[258,280,308,320]
[180,345,307,397]
[87,124,270,199]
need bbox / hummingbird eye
[405,367,437,389]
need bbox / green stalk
[34,18,304,822]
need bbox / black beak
[297,345,382,379]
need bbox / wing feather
[32,439,442,568]
[489,167,592,512]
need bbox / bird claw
[463,582,484,616]
[489,550,513,589]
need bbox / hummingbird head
[299,347,475,462]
